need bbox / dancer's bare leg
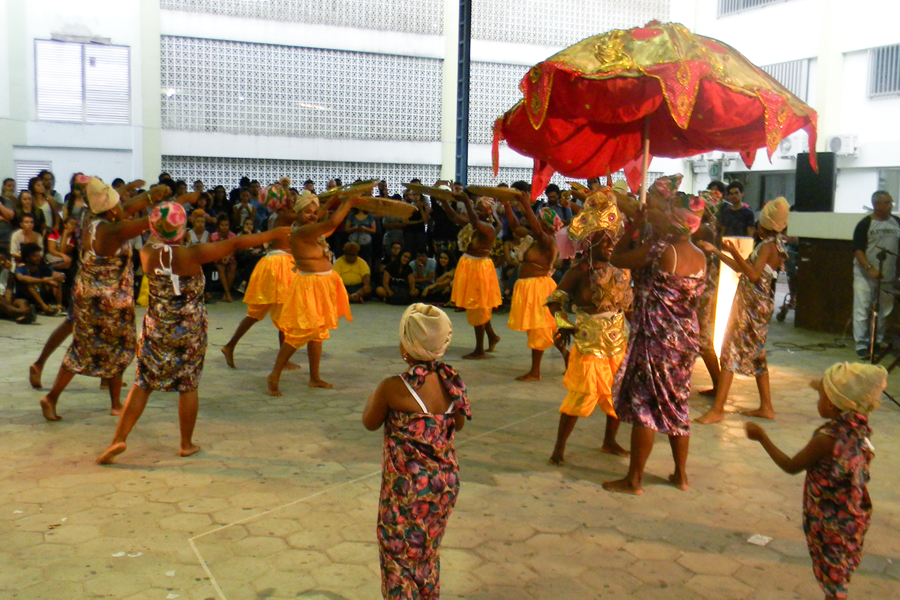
[603,423,654,495]
[667,434,690,490]
[307,341,333,388]
[550,414,578,465]
[30,319,73,389]
[463,323,487,360]
[741,371,775,419]
[107,375,124,415]
[281,330,302,370]
[178,390,201,456]
[39,366,75,421]
[600,416,629,457]
[267,342,298,396]
[485,319,500,352]
[698,346,720,397]
[516,349,544,381]
[97,385,150,464]
[553,334,570,367]
[695,370,734,424]
[221,316,259,368]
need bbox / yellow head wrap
[399,303,453,362]
[294,190,319,213]
[823,362,886,415]
[759,196,790,232]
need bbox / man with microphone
[852,191,900,359]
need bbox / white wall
[13,146,133,186]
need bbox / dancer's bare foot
[549,449,565,466]
[222,294,233,303]
[99,379,109,390]
[462,351,487,360]
[221,346,236,369]
[29,364,42,389]
[266,373,283,397]
[699,388,717,397]
[487,334,501,352]
[97,442,126,464]
[516,372,541,382]
[600,442,630,457]
[668,473,689,491]
[40,397,61,421]
[740,407,775,420]
[694,410,725,425]
[309,378,334,389]
[284,361,302,371]
[179,444,201,457]
[110,407,123,416]
[603,478,642,495]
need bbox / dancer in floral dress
[98,202,289,463]
[39,177,173,421]
[747,361,884,599]
[693,190,722,398]
[363,304,471,598]
[603,175,707,495]
[696,197,790,424]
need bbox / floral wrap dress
[613,240,705,436]
[134,245,208,393]
[697,253,719,353]
[62,219,136,378]
[378,362,471,599]
[720,236,787,376]
[804,412,874,599]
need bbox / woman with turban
[747,362,883,600]
[39,177,177,421]
[97,202,289,463]
[696,196,790,424]
[363,303,471,599]
[603,175,708,495]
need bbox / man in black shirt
[718,181,755,237]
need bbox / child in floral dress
[747,362,885,599]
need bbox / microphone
[876,246,900,258]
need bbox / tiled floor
[1,299,899,599]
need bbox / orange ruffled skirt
[508,276,557,350]
[244,253,296,323]
[277,270,352,348]
[560,347,626,418]
[451,255,502,326]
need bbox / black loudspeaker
[794,152,836,212]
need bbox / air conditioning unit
[777,134,801,158]
[827,134,858,156]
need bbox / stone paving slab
[1,299,899,599]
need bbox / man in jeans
[852,190,900,359]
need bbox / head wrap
[823,362,886,415]
[568,187,623,244]
[476,197,497,219]
[399,303,453,362]
[611,179,629,195]
[294,190,320,213]
[665,193,704,235]
[759,196,790,232]
[698,189,722,218]
[651,174,683,200]
[149,202,187,243]
[261,184,290,212]
[539,207,564,233]
[78,175,120,215]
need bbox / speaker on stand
[794,152,836,212]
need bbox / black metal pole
[454,0,472,186]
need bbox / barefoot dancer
[693,190,723,398]
[98,203,289,463]
[437,192,501,359]
[548,188,632,465]
[39,177,174,421]
[603,176,707,495]
[696,197,789,424]
[363,303,471,599]
[501,193,560,381]
[222,210,300,369]
[267,193,363,395]
[747,362,884,600]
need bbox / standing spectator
[29,178,58,232]
[0,178,16,252]
[382,194,407,254]
[718,181,755,237]
[210,215,237,302]
[39,170,64,208]
[303,179,316,193]
[346,207,377,266]
[192,179,204,194]
[173,180,188,198]
[851,190,900,359]
[15,243,64,315]
[403,189,430,253]
[544,184,573,225]
[377,179,389,197]
[249,180,269,231]
[230,176,251,205]
[235,217,265,293]
[210,185,231,217]
[429,183,461,256]
[232,188,256,231]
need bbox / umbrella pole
[638,116,651,205]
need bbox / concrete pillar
[0,0,29,177]
[813,0,842,151]
[139,0,162,180]
[440,0,459,181]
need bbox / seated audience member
[0,251,35,323]
[9,213,43,265]
[412,248,436,293]
[187,210,210,245]
[210,214,237,302]
[1,178,18,253]
[422,250,456,302]
[15,191,47,236]
[15,243,63,316]
[235,217,265,293]
[232,188,256,232]
[46,216,78,270]
[334,242,372,303]
[376,246,417,305]
[188,192,218,232]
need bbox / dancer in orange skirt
[266,193,364,395]
[499,193,560,381]
[435,191,501,359]
[221,210,298,369]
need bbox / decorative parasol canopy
[356,197,417,219]
[318,180,379,206]
[492,21,818,198]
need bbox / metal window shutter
[85,45,131,124]
[35,40,84,122]
[15,161,52,192]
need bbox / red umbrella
[492,21,818,200]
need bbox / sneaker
[856,348,870,360]
[237,281,247,294]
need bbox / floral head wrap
[823,362,886,415]
[476,197,497,219]
[149,202,187,243]
[539,207,564,233]
[261,184,290,212]
[699,189,722,217]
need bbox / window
[718,0,786,17]
[35,40,130,124]
[761,59,809,102]
[15,161,52,193]
[869,44,900,97]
